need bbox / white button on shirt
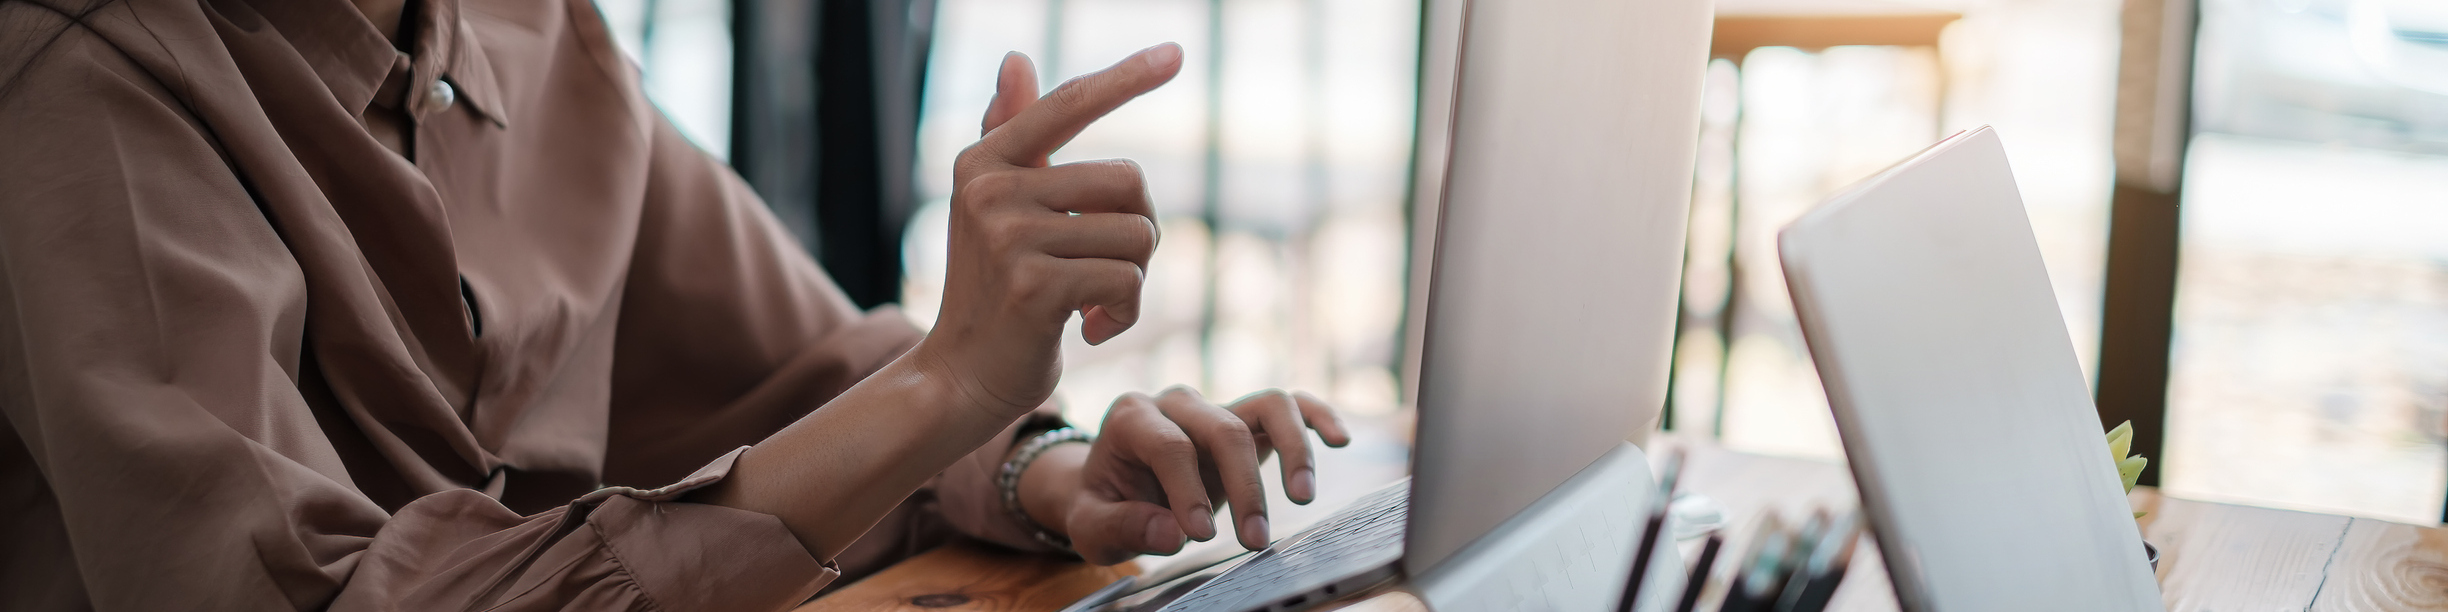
[425,78,457,115]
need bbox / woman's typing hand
[1022,387,1352,565]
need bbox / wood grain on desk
[797,435,2447,612]
[793,541,1434,612]
[2134,489,2448,612]
[796,543,1135,612]
[2318,519,2448,611]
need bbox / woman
[0,0,1344,609]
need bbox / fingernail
[1189,505,1215,540]
[1142,43,1181,70]
[1146,516,1173,550]
[1291,468,1316,503]
[1242,514,1270,548]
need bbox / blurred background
[592,0,2447,525]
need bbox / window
[1671,0,2123,462]
[593,0,736,158]
[2162,0,2448,523]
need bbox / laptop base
[1410,442,1674,612]
[1158,442,1670,612]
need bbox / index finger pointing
[981,52,1041,136]
[978,42,1183,167]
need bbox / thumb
[982,52,1040,137]
[1081,304,1134,346]
[1071,498,1185,564]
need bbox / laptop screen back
[1777,128,2164,611]
[1403,0,1712,573]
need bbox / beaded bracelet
[998,426,1093,554]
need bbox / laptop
[1777,127,2167,611]
[1148,0,1715,610]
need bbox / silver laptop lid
[1778,127,2164,611]
[1404,0,1712,573]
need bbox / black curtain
[732,0,936,309]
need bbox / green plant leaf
[2118,456,2147,492]
[2107,421,2134,460]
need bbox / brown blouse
[0,0,1055,609]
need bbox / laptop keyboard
[1157,482,1412,612]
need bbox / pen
[1618,510,1671,612]
[1619,449,1688,612]
[1773,511,1830,609]
[1774,511,1859,612]
[1672,533,1725,612]
[1719,514,1790,612]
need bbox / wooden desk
[796,543,1139,612]
[2135,489,2448,611]
[799,435,2447,612]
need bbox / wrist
[1017,441,1091,540]
[692,352,1025,560]
[908,337,1042,422]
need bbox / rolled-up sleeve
[343,449,834,611]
